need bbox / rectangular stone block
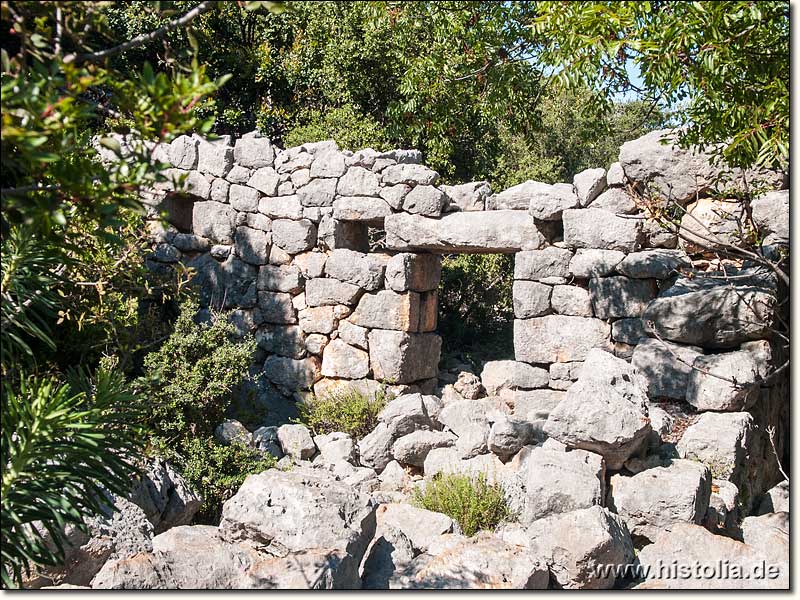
[563,208,642,252]
[514,315,611,364]
[385,253,442,292]
[258,291,296,324]
[256,324,306,359]
[588,276,657,319]
[512,281,552,319]
[384,211,545,253]
[258,264,302,293]
[514,247,573,281]
[368,330,441,384]
[350,290,420,331]
[305,278,362,307]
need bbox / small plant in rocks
[413,472,515,537]
[297,386,392,440]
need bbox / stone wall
[138,129,788,501]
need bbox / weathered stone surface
[304,333,328,355]
[192,201,236,244]
[358,423,395,471]
[568,249,626,278]
[228,184,261,216]
[234,226,270,265]
[606,162,626,186]
[298,177,338,207]
[313,432,356,465]
[514,315,611,364]
[480,361,549,395]
[609,459,711,541]
[506,447,605,525]
[337,166,380,196]
[270,218,316,254]
[324,249,387,290]
[563,208,642,252]
[751,189,789,244]
[741,512,789,569]
[517,506,635,590]
[381,163,439,185]
[246,166,280,196]
[277,425,316,460]
[528,182,580,220]
[488,415,534,459]
[298,306,338,334]
[378,393,437,437]
[392,430,456,467]
[293,251,327,279]
[544,349,651,470]
[551,285,593,316]
[442,181,490,212]
[377,504,455,555]
[402,185,446,216]
[214,419,253,447]
[756,481,789,515]
[635,523,787,589]
[305,278,362,306]
[361,524,415,589]
[129,460,202,535]
[574,168,607,206]
[589,188,638,214]
[252,426,283,459]
[437,398,510,438]
[333,196,392,221]
[258,264,302,293]
[171,233,211,253]
[275,147,314,174]
[453,371,483,400]
[368,330,441,384]
[385,211,545,253]
[642,218,679,248]
[631,338,703,400]
[234,135,274,169]
[423,448,506,483]
[309,147,346,178]
[685,349,762,411]
[219,468,375,585]
[335,320,367,350]
[510,389,564,428]
[169,135,199,169]
[263,355,320,390]
[384,253,441,292]
[514,247,573,280]
[610,318,648,345]
[210,177,230,203]
[512,280,552,319]
[588,276,657,319]
[616,249,692,279]
[258,194,303,219]
[258,291,295,324]
[247,212,271,232]
[226,164,251,185]
[455,423,489,459]
[390,532,548,589]
[321,339,370,379]
[641,270,777,348]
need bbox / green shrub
[141,301,257,442]
[283,104,390,152]
[413,473,514,537]
[177,435,275,524]
[297,386,391,440]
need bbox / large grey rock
[455,423,490,459]
[263,355,320,390]
[337,166,380,196]
[358,424,395,471]
[392,431,456,467]
[516,506,635,590]
[390,532,548,589]
[588,276,657,319]
[324,249,387,291]
[685,348,762,411]
[129,460,202,534]
[631,338,703,400]
[378,393,437,437]
[252,426,284,459]
[214,419,252,447]
[171,233,210,252]
[321,339,370,379]
[351,290,430,332]
[402,185,446,216]
[512,280,552,318]
[277,424,316,460]
[611,318,649,345]
[756,481,789,515]
[480,361,549,395]
[257,291,295,324]
[209,178,230,203]
[437,398,510,438]
[453,371,483,400]
[606,162,626,186]
[514,315,610,364]
[192,201,236,244]
[228,183,260,212]
[741,512,789,569]
[361,524,415,589]
[168,135,198,169]
[751,189,789,244]
[635,523,787,589]
[305,278,362,306]
[234,226,270,265]
[377,504,455,555]
[568,249,625,278]
[258,194,303,219]
[573,168,606,206]
[616,249,692,279]
[488,415,535,459]
[384,253,441,292]
[505,447,605,525]
[310,146,347,178]
[247,166,280,196]
[333,196,392,221]
[442,181,491,212]
[298,177,338,207]
[258,264,302,293]
[551,285,593,316]
[510,389,564,431]
[527,182,580,220]
[92,525,359,589]
[544,349,651,470]
[641,270,777,348]
[234,135,274,169]
[381,163,439,185]
[298,306,339,334]
[271,219,316,254]
[423,448,507,483]
[368,330,441,384]
[562,208,642,252]
[589,187,638,214]
[608,459,711,541]
[218,468,376,586]
[385,211,545,253]
[314,432,356,465]
[275,147,314,174]
[514,247,573,280]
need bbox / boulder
[305,278,362,306]
[453,371,483,399]
[505,447,606,525]
[402,185,446,216]
[168,135,198,169]
[527,182,580,220]
[486,179,549,210]
[611,318,650,345]
[384,211,545,253]
[298,177,337,207]
[438,398,510,438]
[606,162,626,186]
[337,166,380,196]
[234,135,274,169]
[751,189,789,244]
[310,146,346,178]
[544,349,651,470]
[381,163,439,186]
[588,276,657,319]
[635,523,787,589]
[740,512,789,568]
[480,361,549,395]
[378,393,438,436]
[361,525,415,589]
[608,459,711,541]
[589,188,638,214]
[377,503,455,554]
[321,339,370,379]
[256,323,305,359]
[514,247,573,281]
[263,355,320,390]
[455,423,490,459]
[631,338,703,400]
[358,423,395,471]
[514,315,611,364]
[350,290,426,332]
[442,181,491,212]
[550,285,593,316]
[234,226,270,265]
[488,415,535,459]
[337,320,368,349]
[641,270,777,348]
[277,424,316,460]
[214,419,252,447]
[368,330,441,384]
[390,533,549,589]
[192,201,236,244]
[573,168,606,206]
[392,430,456,467]
[314,432,356,465]
[128,460,202,534]
[512,281,552,318]
[568,249,625,278]
[616,249,692,279]
[333,196,392,221]
[247,166,280,196]
[516,506,635,590]
[252,426,283,459]
[756,481,789,515]
[423,448,507,483]
[258,264,302,293]
[298,306,339,334]
[258,194,303,219]
[685,349,762,411]
[270,219,316,254]
[562,208,642,252]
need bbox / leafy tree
[531,1,789,170]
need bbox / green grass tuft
[297,385,391,440]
